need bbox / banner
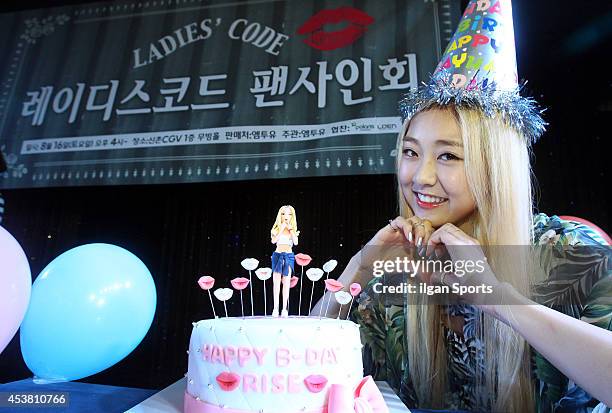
[0,0,461,188]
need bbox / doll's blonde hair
[396,105,536,412]
[270,205,300,237]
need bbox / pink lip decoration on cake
[231,277,250,318]
[295,253,312,267]
[198,276,215,290]
[304,374,328,393]
[230,277,250,290]
[321,279,345,319]
[282,275,301,316]
[255,267,272,316]
[294,253,312,317]
[324,279,344,293]
[344,282,362,320]
[197,276,217,318]
[215,372,240,391]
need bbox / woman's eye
[402,148,417,157]
[439,153,460,161]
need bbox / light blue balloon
[20,243,156,383]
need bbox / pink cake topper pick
[295,253,312,317]
[347,282,362,320]
[284,275,300,316]
[295,253,312,267]
[197,276,217,318]
[231,277,250,318]
[240,258,259,316]
[255,267,272,316]
[305,267,324,316]
[322,279,344,319]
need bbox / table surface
[0,378,156,413]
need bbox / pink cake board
[124,377,410,413]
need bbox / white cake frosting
[185,316,364,413]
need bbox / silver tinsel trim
[398,70,547,144]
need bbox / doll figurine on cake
[269,205,300,317]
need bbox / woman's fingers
[387,215,434,248]
[408,216,433,249]
[424,223,468,256]
[388,216,411,244]
[408,216,424,247]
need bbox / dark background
[0,0,610,390]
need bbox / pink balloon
[289,276,299,288]
[197,276,215,290]
[324,279,344,293]
[0,226,31,355]
[350,283,362,297]
[230,277,250,290]
[295,253,312,267]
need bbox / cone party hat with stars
[399,0,545,143]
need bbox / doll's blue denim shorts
[271,252,295,276]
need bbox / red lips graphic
[216,372,240,391]
[304,374,328,393]
[297,7,374,51]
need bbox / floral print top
[353,213,611,412]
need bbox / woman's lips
[304,374,328,393]
[297,7,374,51]
[216,372,240,391]
[414,192,448,210]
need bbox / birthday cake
[184,316,372,413]
[187,251,387,413]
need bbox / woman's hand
[423,223,505,306]
[371,215,434,248]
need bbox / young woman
[314,105,611,411]
[270,205,299,317]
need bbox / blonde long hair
[397,105,536,412]
[270,205,300,237]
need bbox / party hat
[399,0,545,143]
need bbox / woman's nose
[413,158,437,186]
